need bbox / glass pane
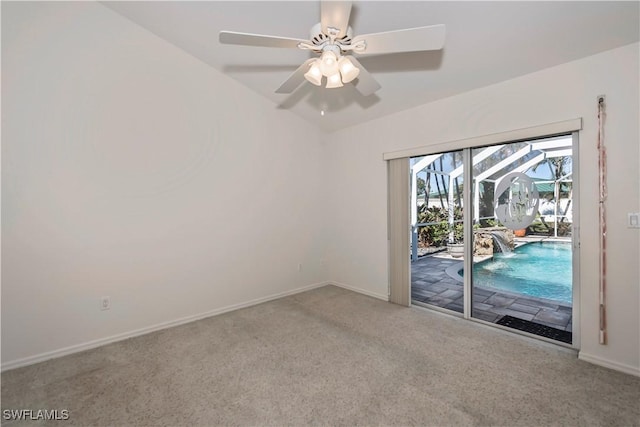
[470,136,573,344]
[410,150,465,314]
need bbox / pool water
[472,242,572,304]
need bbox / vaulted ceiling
[102,1,639,132]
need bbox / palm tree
[451,151,463,205]
[434,159,446,210]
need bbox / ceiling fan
[219,1,445,96]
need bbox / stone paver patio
[411,252,573,333]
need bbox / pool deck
[411,250,573,333]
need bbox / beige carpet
[2,285,639,426]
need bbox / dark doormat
[496,315,572,344]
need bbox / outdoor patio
[411,252,573,333]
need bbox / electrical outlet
[101,296,111,311]
[297,263,303,272]
[629,213,640,228]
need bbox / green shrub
[417,206,463,247]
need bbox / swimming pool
[472,242,572,304]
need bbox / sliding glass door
[410,150,465,314]
[470,136,574,344]
[409,134,576,344]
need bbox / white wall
[1,2,326,366]
[324,43,640,375]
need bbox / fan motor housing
[309,23,353,49]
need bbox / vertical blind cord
[598,96,607,345]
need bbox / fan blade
[320,1,352,38]
[275,59,316,94]
[352,24,445,55]
[347,56,381,96]
[219,31,308,49]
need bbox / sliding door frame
[570,130,581,349]
[386,119,583,348]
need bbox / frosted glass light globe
[338,56,360,83]
[325,72,344,89]
[304,60,322,86]
[319,51,339,77]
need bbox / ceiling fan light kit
[219,1,445,96]
[302,50,359,88]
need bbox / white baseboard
[1,281,329,372]
[578,351,640,377]
[328,281,389,302]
